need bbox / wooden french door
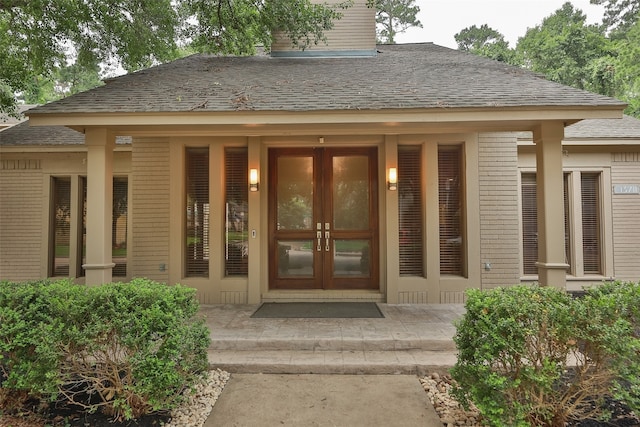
[268,147,379,290]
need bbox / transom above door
[268,147,379,290]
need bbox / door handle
[325,231,330,252]
[317,231,322,252]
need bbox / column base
[83,263,115,285]
[535,262,568,288]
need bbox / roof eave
[26,106,625,129]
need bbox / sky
[394,0,606,48]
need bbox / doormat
[251,302,384,318]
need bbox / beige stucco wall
[478,132,521,288]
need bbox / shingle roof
[565,115,640,139]
[0,121,131,146]
[0,104,38,125]
[27,43,625,116]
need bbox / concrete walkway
[201,304,465,426]
[204,374,443,427]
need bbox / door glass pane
[277,240,314,276]
[333,240,370,276]
[333,156,369,230]
[277,157,313,230]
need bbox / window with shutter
[520,171,602,277]
[563,173,572,273]
[185,148,210,277]
[581,173,601,274]
[398,145,423,276]
[225,147,248,276]
[521,173,538,275]
[438,145,464,276]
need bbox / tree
[515,2,611,90]
[455,24,515,63]
[20,63,104,105]
[590,0,640,33]
[0,0,348,115]
[375,0,422,44]
[610,19,640,116]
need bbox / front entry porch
[203,303,463,374]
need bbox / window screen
[225,148,248,276]
[186,148,210,277]
[398,145,424,276]
[438,146,464,275]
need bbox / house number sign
[613,184,640,195]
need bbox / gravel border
[419,373,484,427]
[164,369,230,427]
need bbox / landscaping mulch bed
[0,397,170,427]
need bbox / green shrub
[450,284,639,427]
[0,278,210,421]
[582,281,640,414]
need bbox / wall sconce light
[388,167,397,191]
[249,168,259,192]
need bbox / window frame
[519,168,612,279]
[48,175,129,279]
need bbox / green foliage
[455,24,516,64]
[0,0,350,113]
[182,0,349,55]
[451,284,640,427]
[20,63,104,105]
[591,0,640,33]
[460,3,639,118]
[515,3,611,91]
[582,281,640,411]
[0,278,210,421]
[375,0,422,44]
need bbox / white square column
[83,128,116,285]
[534,121,569,287]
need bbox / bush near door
[0,278,210,421]
[451,283,640,427]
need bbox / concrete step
[210,337,456,352]
[208,348,457,375]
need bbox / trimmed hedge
[0,278,210,421]
[451,282,640,427]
